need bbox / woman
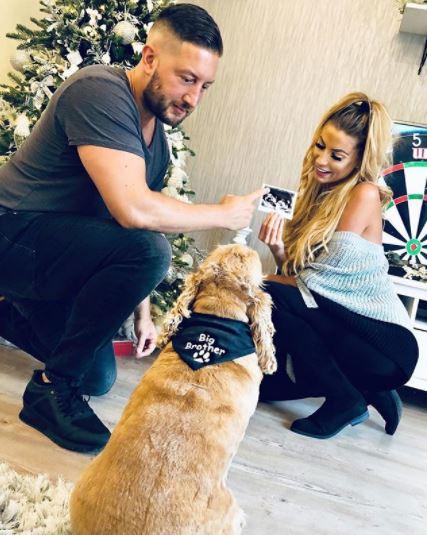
[258,92,418,439]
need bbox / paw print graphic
[193,349,211,363]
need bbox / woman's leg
[259,306,324,401]
[261,282,368,438]
[262,282,363,402]
[312,290,419,435]
[326,327,411,435]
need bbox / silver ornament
[10,49,31,72]
[113,20,137,45]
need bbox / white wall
[1,0,41,83]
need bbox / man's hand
[219,188,267,230]
[134,315,157,358]
[258,212,286,267]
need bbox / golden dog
[70,244,276,535]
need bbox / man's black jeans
[0,211,171,385]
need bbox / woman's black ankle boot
[364,390,402,436]
[290,397,369,439]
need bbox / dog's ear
[157,271,201,349]
[247,289,277,374]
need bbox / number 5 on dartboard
[413,134,422,148]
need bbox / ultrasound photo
[258,184,297,219]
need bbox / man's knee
[121,229,172,281]
[143,232,172,281]
[150,232,172,271]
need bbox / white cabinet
[399,2,427,36]
[391,275,427,391]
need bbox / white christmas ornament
[167,167,188,188]
[170,149,187,168]
[14,114,31,147]
[132,41,143,55]
[86,8,102,27]
[113,20,137,45]
[62,50,83,79]
[62,64,79,79]
[101,52,111,64]
[66,50,83,67]
[161,185,180,199]
[180,253,194,267]
[10,49,31,72]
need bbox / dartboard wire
[382,162,427,266]
[382,164,427,252]
[378,175,388,188]
[403,165,427,238]
[418,251,427,264]
[418,229,427,244]
[401,253,413,262]
[383,203,410,241]
[382,163,404,177]
[416,207,427,240]
[382,230,407,247]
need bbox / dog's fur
[70,244,276,535]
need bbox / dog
[70,244,277,535]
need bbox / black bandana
[171,312,256,370]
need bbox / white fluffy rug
[0,463,72,534]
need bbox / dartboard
[381,124,427,265]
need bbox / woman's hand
[258,213,286,267]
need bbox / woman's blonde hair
[282,92,393,276]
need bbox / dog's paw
[193,349,211,363]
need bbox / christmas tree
[0,0,203,327]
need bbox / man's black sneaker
[19,370,111,453]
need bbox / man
[0,4,263,453]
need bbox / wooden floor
[1,345,426,535]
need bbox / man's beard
[142,72,192,127]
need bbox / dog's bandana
[171,312,256,370]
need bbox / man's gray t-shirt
[0,65,170,217]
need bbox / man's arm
[78,145,263,232]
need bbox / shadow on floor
[399,386,427,409]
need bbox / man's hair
[155,3,223,56]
